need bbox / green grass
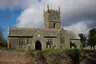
[0,46,26,53]
[42,48,77,54]
[0,46,96,54]
[0,46,7,51]
[43,49,63,54]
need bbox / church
[7,5,81,50]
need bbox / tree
[0,28,7,47]
[78,33,86,49]
[0,28,4,40]
[88,28,96,49]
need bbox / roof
[67,30,80,39]
[8,27,60,37]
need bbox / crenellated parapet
[43,4,60,15]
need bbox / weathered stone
[8,5,81,50]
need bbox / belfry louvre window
[53,23,55,28]
[19,38,25,46]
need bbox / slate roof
[8,27,60,36]
[67,30,80,39]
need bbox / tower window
[53,23,55,28]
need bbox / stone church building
[8,5,81,50]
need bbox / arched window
[53,23,55,28]
[60,33,64,44]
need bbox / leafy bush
[43,48,64,54]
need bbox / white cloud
[0,0,39,9]
[10,0,39,9]
[17,4,44,28]
[1,0,95,34]
[64,21,89,34]
[0,0,96,11]
[0,0,9,9]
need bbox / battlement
[43,5,60,14]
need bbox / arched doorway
[35,40,42,50]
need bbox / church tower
[43,5,61,29]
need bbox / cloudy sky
[0,0,96,38]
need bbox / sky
[0,0,96,39]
